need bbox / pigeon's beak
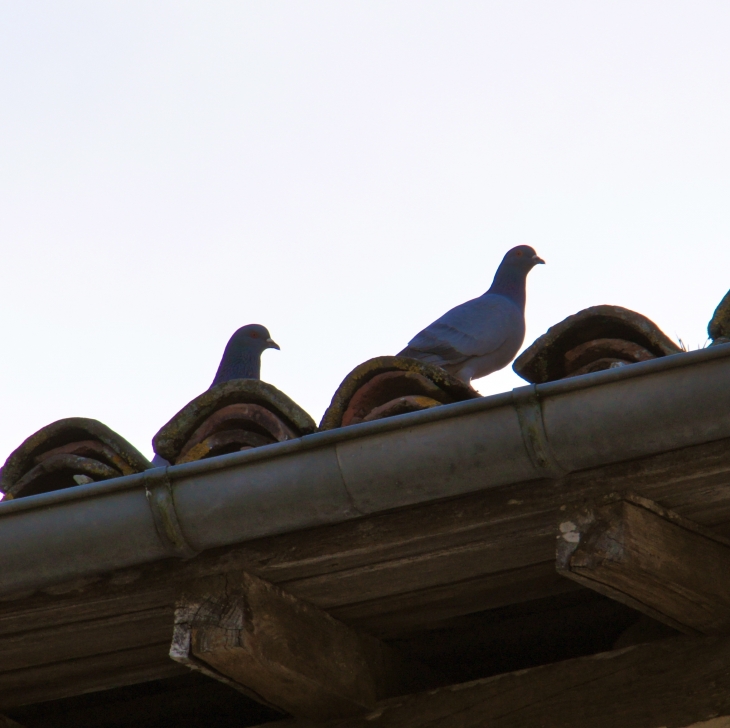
[532,255,545,265]
[266,338,280,350]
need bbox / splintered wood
[557,494,730,634]
[170,571,433,720]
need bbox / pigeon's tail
[398,346,451,369]
[398,347,470,383]
[397,345,424,360]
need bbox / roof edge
[1,343,729,597]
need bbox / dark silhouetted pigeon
[398,246,544,383]
[210,324,280,388]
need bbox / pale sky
[1,2,729,464]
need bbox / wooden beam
[253,632,730,728]
[0,605,174,674]
[0,643,184,711]
[170,570,435,720]
[557,493,730,634]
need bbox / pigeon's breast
[459,302,526,381]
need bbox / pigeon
[398,246,545,384]
[210,324,280,388]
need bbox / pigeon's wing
[403,294,521,364]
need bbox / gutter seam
[334,444,367,517]
[512,385,570,479]
[144,468,198,559]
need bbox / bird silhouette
[210,324,280,388]
[398,246,544,383]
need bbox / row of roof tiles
[1,292,728,501]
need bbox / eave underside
[2,433,730,724]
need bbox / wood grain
[557,494,730,634]
[171,571,435,720]
[254,632,730,728]
[0,643,185,710]
[0,607,173,673]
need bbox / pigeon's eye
[251,332,258,338]
[516,251,523,256]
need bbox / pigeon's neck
[487,264,528,310]
[210,345,261,388]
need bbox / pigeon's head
[502,246,545,272]
[210,324,280,387]
[230,324,280,352]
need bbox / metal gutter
[1,343,730,597]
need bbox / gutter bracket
[512,384,570,479]
[144,469,199,559]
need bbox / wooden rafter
[253,632,730,728]
[557,493,730,634]
[170,571,435,720]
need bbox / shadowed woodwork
[170,571,436,720]
[0,715,24,727]
[3,437,730,709]
[0,643,185,711]
[557,494,730,634]
[254,632,730,728]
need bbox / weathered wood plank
[557,494,730,634]
[170,571,435,720]
[253,632,730,728]
[0,606,173,673]
[0,643,185,710]
[330,561,578,637]
[0,582,176,638]
[279,527,554,610]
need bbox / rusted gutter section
[1,343,730,597]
